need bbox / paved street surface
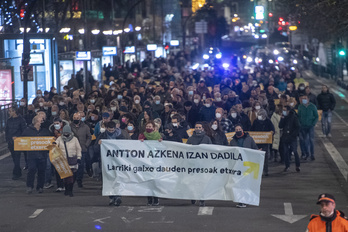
[1,71,348,232]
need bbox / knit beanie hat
[62,125,72,134]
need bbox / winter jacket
[306,210,348,232]
[317,91,336,112]
[56,136,82,170]
[298,103,318,128]
[251,118,275,134]
[187,131,212,145]
[199,105,216,122]
[21,125,51,159]
[270,113,281,150]
[230,132,258,150]
[212,131,228,146]
[279,110,300,143]
[5,115,27,144]
[70,122,92,152]
[172,126,189,139]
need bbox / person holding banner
[55,125,82,197]
[187,122,212,206]
[139,121,163,206]
[5,106,27,180]
[230,124,258,208]
[21,116,51,194]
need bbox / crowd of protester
[5,51,336,206]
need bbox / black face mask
[63,133,70,137]
[236,131,243,136]
[73,120,80,125]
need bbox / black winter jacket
[21,125,51,159]
[317,91,336,111]
[279,110,300,143]
[5,115,27,144]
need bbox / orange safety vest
[307,210,348,232]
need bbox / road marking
[271,203,306,224]
[321,139,348,181]
[198,206,214,215]
[29,209,44,219]
[93,216,111,224]
[333,111,348,127]
[121,216,142,223]
[0,152,10,161]
[148,216,174,224]
[138,206,163,213]
[126,207,134,213]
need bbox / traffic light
[164,45,169,50]
[268,13,273,17]
[339,49,346,56]
[20,8,25,19]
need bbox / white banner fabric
[101,140,265,206]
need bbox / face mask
[122,118,127,123]
[39,102,44,107]
[44,107,48,110]
[216,98,221,102]
[111,87,115,90]
[117,95,123,99]
[211,124,218,130]
[81,117,86,122]
[20,102,25,106]
[202,96,206,100]
[80,95,85,98]
[111,107,117,111]
[53,90,57,94]
[188,91,194,95]
[155,100,160,105]
[135,100,140,104]
[52,111,57,116]
[302,99,308,104]
[255,105,261,110]
[35,109,39,113]
[170,114,175,118]
[63,133,70,137]
[282,111,287,116]
[90,99,95,104]
[100,128,106,133]
[146,128,153,133]
[172,123,178,127]
[91,116,97,121]
[59,102,65,106]
[73,120,80,124]
[195,129,202,134]
[127,126,134,131]
[287,87,291,91]
[299,87,305,90]
[37,93,42,97]
[231,113,237,118]
[54,124,61,130]
[194,99,200,104]
[215,113,222,118]
[205,104,211,108]
[257,115,263,120]
[236,131,243,136]
[290,102,294,106]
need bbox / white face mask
[216,98,221,102]
[20,102,25,106]
[194,99,200,104]
[111,107,117,111]
[255,105,261,110]
[80,95,85,98]
[100,128,106,133]
[290,102,294,106]
[54,124,61,130]
[53,90,57,94]
[205,104,211,108]
[211,124,218,130]
[155,100,160,105]
[90,99,95,104]
[135,100,140,104]
[257,115,263,120]
[231,113,237,118]
[44,107,48,110]
[202,96,206,100]
[59,102,65,106]
[215,113,222,118]
[52,111,57,116]
[39,102,44,107]
[172,123,178,127]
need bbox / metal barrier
[0,100,19,133]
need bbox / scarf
[106,128,122,139]
[62,133,74,142]
[143,131,161,140]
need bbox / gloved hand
[77,159,82,165]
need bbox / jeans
[76,152,87,184]
[283,139,300,168]
[321,111,332,136]
[8,143,22,178]
[299,127,315,157]
[27,158,47,189]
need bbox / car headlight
[273,50,280,55]
[269,59,274,64]
[215,53,222,59]
[191,63,200,70]
[293,59,298,64]
[246,57,253,62]
[203,54,209,60]
[278,56,284,62]
[222,63,230,69]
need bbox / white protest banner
[101,140,265,206]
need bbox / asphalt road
[1,70,348,232]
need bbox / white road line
[333,111,348,127]
[198,206,214,215]
[321,139,348,181]
[0,152,10,161]
[29,209,44,219]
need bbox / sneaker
[311,156,315,161]
[284,167,290,172]
[296,167,301,172]
[199,201,205,207]
[327,133,332,138]
[87,169,93,177]
[26,187,33,194]
[43,183,54,189]
[38,188,43,194]
[109,198,116,206]
[115,198,122,206]
[56,187,65,192]
[23,166,28,170]
[191,200,196,205]
[236,203,246,208]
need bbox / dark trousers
[55,168,64,188]
[283,139,300,168]
[77,152,87,184]
[26,158,47,189]
[258,144,269,174]
[8,143,22,178]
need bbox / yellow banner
[14,137,55,151]
[295,109,322,121]
[47,145,73,179]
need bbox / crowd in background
[5,51,336,206]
